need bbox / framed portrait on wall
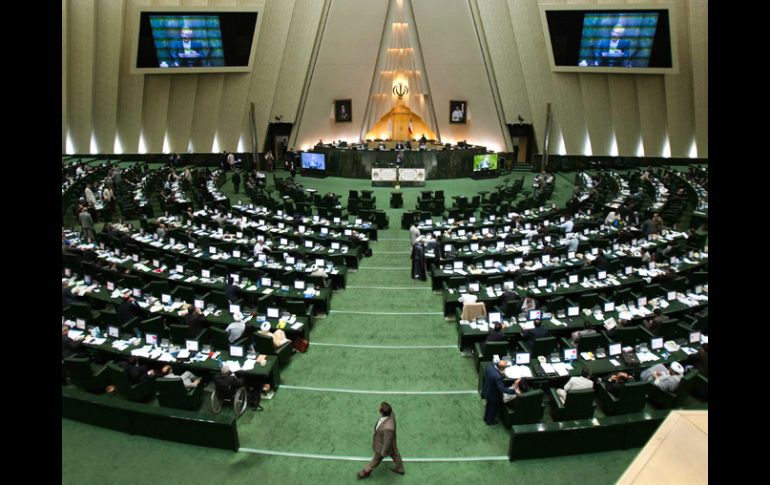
[449,100,466,124]
[335,99,352,122]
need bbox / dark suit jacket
[486,330,507,343]
[224,283,239,303]
[62,288,76,308]
[186,312,206,336]
[482,364,515,402]
[372,414,398,456]
[594,39,632,66]
[62,335,81,359]
[119,361,150,384]
[169,40,209,66]
[522,326,549,346]
[117,299,143,325]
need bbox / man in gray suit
[78,208,96,242]
[357,402,405,479]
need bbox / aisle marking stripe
[238,448,508,462]
[311,342,456,349]
[280,385,476,395]
[347,285,431,290]
[358,266,410,270]
[330,310,443,315]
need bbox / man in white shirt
[556,368,594,403]
[560,219,574,234]
[567,234,579,252]
[409,224,420,246]
[225,314,246,343]
[641,361,684,393]
[84,184,97,207]
[160,365,201,389]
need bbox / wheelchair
[210,383,249,416]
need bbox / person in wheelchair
[213,366,263,412]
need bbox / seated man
[556,368,594,403]
[160,365,202,389]
[641,361,685,392]
[214,366,262,411]
[521,319,548,347]
[644,308,664,333]
[225,313,247,343]
[258,321,292,349]
[603,371,635,395]
[570,322,598,345]
[485,322,506,344]
[118,356,157,384]
[502,377,530,404]
[62,280,77,308]
[62,325,83,360]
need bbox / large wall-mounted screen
[133,10,258,74]
[540,4,677,74]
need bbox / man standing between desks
[482,360,516,425]
[358,402,405,479]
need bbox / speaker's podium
[471,168,499,180]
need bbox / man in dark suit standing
[593,25,633,67]
[357,402,405,479]
[232,171,241,194]
[482,360,516,425]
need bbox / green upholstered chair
[548,388,596,421]
[105,363,155,402]
[64,356,109,393]
[209,327,246,351]
[171,285,197,304]
[473,341,510,371]
[691,374,708,401]
[654,319,690,341]
[169,324,206,345]
[570,333,609,355]
[156,377,204,411]
[501,390,545,427]
[251,332,293,366]
[648,369,699,409]
[595,380,651,416]
[518,337,558,357]
[139,316,168,338]
[608,325,655,347]
[64,302,98,322]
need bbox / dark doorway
[507,123,537,165]
[264,122,293,168]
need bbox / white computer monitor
[321,227,329,235]
[563,348,577,362]
[201,269,211,279]
[496,241,505,250]
[188,242,195,250]
[107,326,119,338]
[298,225,306,233]
[667,291,677,301]
[304,240,314,248]
[145,333,158,346]
[194,299,205,310]
[278,222,285,229]
[331,242,340,250]
[258,254,267,262]
[503,281,515,290]
[453,261,464,270]
[294,280,306,290]
[106,281,115,291]
[537,278,548,288]
[230,345,244,358]
[261,277,272,287]
[637,296,647,307]
[469,217,476,223]
[514,258,523,265]
[515,352,531,365]
[132,254,139,262]
[625,266,633,275]
[161,294,171,304]
[444,244,453,253]
[591,247,599,255]
[286,256,296,265]
[521,239,529,246]
[232,274,240,283]
[209,246,217,254]
[481,228,489,235]
[333,217,341,224]
[355,218,363,225]
[470,243,479,251]
[597,271,607,280]
[489,312,501,324]
[568,251,576,259]
[609,343,622,356]
[695,285,703,294]
[74,319,86,330]
[267,307,279,318]
[689,331,701,344]
[186,339,199,352]
[484,260,494,268]
[458,229,466,236]
[651,337,664,350]
[280,238,289,245]
[568,306,580,317]
[604,302,615,312]
[133,288,142,298]
[176,264,184,273]
[344,229,352,236]
[229,304,240,314]
[84,274,93,285]
[528,310,542,320]
[233,250,241,258]
[447,218,455,224]
[541,255,551,264]
[469,283,480,292]
[568,274,579,284]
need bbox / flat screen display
[473,154,498,171]
[540,5,676,74]
[301,152,326,170]
[135,11,258,72]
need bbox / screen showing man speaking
[579,13,659,68]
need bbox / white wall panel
[664,0,695,157]
[67,0,96,153]
[688,0,707,157]
[92,0,125,154]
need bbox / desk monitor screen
[175,264,184,273]
[333,217,341,224]
[285,256,295,265]
[521,239,529,246]
[315,258,326,267]
[444,244,454,253]
[355,218,363,225]
[489,215,496,221]
[514,258,523,265]
[344,229,353,236]
[453,261,464,270]
[447,218,455,224]
[651,337,663,350]
[108,326,120,338]
[64,268,72,277]
[537,278,548,288]
[277,222,285,229]
[280,238,289,245]
[515,352,531,365]
[320,227,329,235]
[229,304,240,314]
[695,285,703,294]
[470,243,479,251]
[564,348,578,362]
[294,280,306,290]
[133,254,139,262]
[209,246,217,254]
[667,291,676,301]
[637,296,647,307]
[503,281,515,290]
[331,242,341,250]
[625,266,633,275]
[201,269,211,279]
[304,240,314,248]
[230,345,244,358]
[457,229,466,237]
[186,339,199,352]
[542,255,551,264]
[231,274,240,284]
[469,283,480,292]
[568,251,576,259]
[257,254,267,262]
[689,331,701,344]
[145,333,158,346]
[261,277,272,287]
[233,250,241,258]
[591,247,599,256]
[484,260,494,268]
[133,288,142,298]
[188,242,195,250]
[569,274,579,284]
[473,153,498,171]
[528,309,542,321]
[469,217,477,223]
[161,294,171,304]
[597,271,607,280]
[267,307,279,318]
[84,274,92,285]
[107,281,115,291]
[525,223,531,230]
[481,227,489,235]
[604,301,615,312]
[298,225,306,233]
[300,152,326,170]
[194,299,205,309]
[489,312,502,324]
[76,319,86,330]
[609,343,622,356]
[568,306,580,317]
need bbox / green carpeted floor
[63,169,647,484]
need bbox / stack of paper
[241,360,256,371]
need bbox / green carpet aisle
[63,170,641,484]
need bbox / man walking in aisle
[357,402,405,479]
